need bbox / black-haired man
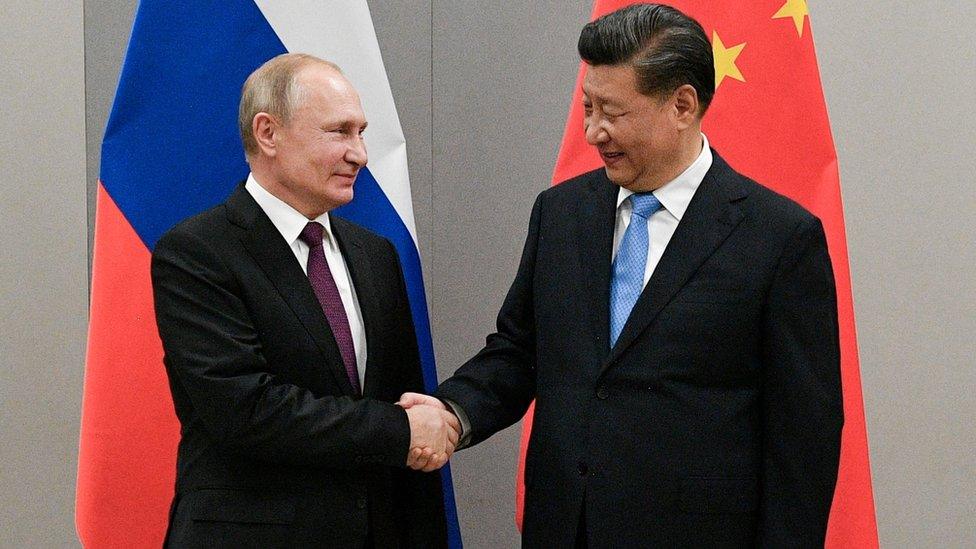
[403,4,843,547]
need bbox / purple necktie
[299,222,360,394]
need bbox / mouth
[600,150,625,165]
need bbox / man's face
[582,63,683,191]
[271,65,368,217]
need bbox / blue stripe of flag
[101,0,283,248]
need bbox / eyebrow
[323,119,368,129]
[582,93,623,109]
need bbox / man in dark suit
[401,4,843,547]
[151,53,457,548]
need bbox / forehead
[582,63,641,103]
[294,65,366,122]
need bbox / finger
[447,426,459,447]
[396,392,418,408]
[414,447,435,470]
[399,392,436,409]
[405,447,425,469]
[409,452,432,471]
[402,392,446,410]
[443,411,461,431]
[437,453,451,469]
[422,454,443,472]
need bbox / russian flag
[76,1,461,546]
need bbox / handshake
[397,392,461,472]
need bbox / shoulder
[153,202,234,257]
[149,205,244,295]
[714,154,818,230]
[746,179,815,227]
[545,167,608,196]
[534,167,613,209]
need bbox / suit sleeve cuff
[440,398,472,449]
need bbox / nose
[346,137,367,167]
[584,118,608,145]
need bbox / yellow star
[712,31,746,90]
[773,0,809,37]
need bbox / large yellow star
[773,0,809,37]
[712,31,746,90]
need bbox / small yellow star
[773,0,810,37]
[712,31,746,89]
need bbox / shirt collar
[616,133,713,221]
[245,173,332,245]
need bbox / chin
[332,190,354,207]
[603,167,632,187]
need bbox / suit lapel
[601,153,748,374]
[225,186,357,396]
[576,172,619,354]
[329,215,384,398]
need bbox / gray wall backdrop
[1,1,88,547]
[2,0,973,547]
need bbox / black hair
[578,3,715,112]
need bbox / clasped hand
[398,392,460,472]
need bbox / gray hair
[238,53,341,156]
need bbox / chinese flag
[515,1,878,546]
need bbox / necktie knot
[630,193,662,220]
[299,222,325,248]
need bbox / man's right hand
[403,401,460,472]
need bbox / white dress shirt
[612,134,713,286]
[451,135,713,446]
[245,174,367,388]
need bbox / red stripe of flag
[76,184,179,547]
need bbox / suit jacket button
[577,462,588,477]
[596,387,609,400]
[356,496,368,509]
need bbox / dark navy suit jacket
[152,185,447,548]
[437,152,843,548]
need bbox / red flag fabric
[76,185,179,546]
[515,2,877,546]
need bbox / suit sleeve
[434,194,542,446]
[758,216,844,547]
[151,226,410,469]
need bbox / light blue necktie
[610,193,662,347]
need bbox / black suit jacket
[437,152,843,548]
[151,184,447,548]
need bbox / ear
[671,84,700,129]
[252,112,280,157]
